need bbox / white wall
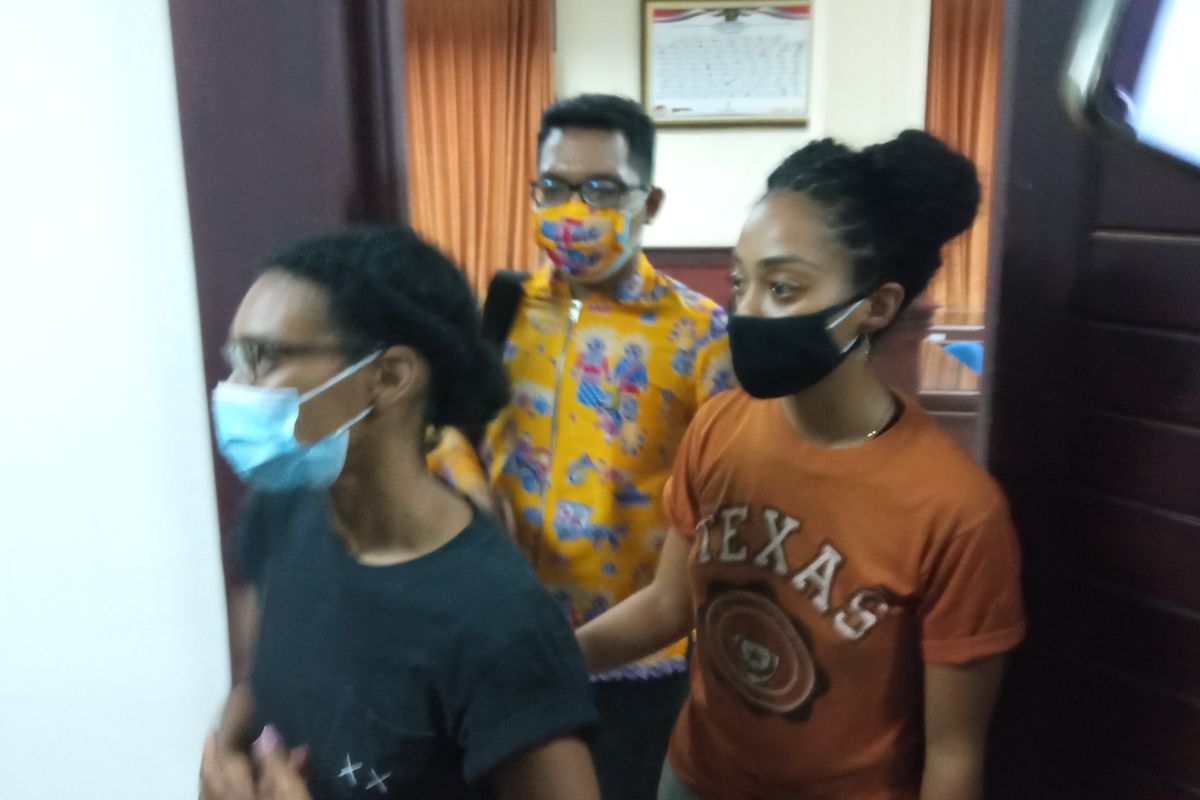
[0,3,230,798]
[555,0,931,246]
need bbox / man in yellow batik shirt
[434,95,732,800]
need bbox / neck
[566,251,641,299]
[327,416,469,563]
[778,348,898,447]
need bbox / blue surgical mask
[211,351,381,491]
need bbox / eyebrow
[733,254,824,271]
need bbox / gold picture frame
[642,1,813,127]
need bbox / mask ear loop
[332,403,375,436]
[298,349,383,405]
[296,349,384,436]
[612,188,652,249]
[826,297,869,355]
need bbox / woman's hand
[199,733,254,800]
[576,528,694,673]
[251,726,311,800]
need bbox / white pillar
[0,2,230,797]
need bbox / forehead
[735,192,843,265]
[538,127,639,183]
[230,269,336,341]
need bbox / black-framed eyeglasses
[530,176,646,210]
[222,339,374,381]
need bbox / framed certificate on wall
[642,1,813,126]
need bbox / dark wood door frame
[984,0,1200,795]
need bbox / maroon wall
[648,247,733,308]
[985,1,1200,796]
[169,0,407,539]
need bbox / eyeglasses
[530,176,646,209]
[222,339,373,381]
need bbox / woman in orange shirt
[577,131,1025,800]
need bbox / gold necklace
[863,400,900,440]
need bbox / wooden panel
[1075,322,1200,427]
[1073,410,1200,519]
[987,390,1075,490]
[989,717,1200,800]
[988,0,1200,792]
[1081,235,1200,332]
[1060,493,1200,614]
[1000,653,1200,788]
[1094,140,1200,234]
[1025,575,1200,700]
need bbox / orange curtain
[402,0,553,296]
[924,0,1004,321]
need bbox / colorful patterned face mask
[533,198,637,284]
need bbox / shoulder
[232,488,326,582]
[690,386,750,430]
[677,390,763,470]
[644,269,732,378]
[898,402,1012,531]
[449,516,568,630]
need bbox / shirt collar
[525,254,658,307]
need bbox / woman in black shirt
[199,226,599,800]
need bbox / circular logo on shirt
[703,589,818,714]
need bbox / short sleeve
[663,414,705,536]
[920,498,1026,663]
[458,590,597,784]
[690,312,735,408]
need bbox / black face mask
[728,295,868,398]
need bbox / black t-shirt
[236,489,597,799]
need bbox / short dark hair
[766,130,980,307]
[265,226,508,429]
[538,94,656,183]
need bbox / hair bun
[865,129,980,247]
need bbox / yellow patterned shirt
[483,256,733,680]
[427,427,492,511]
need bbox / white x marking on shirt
[365,768,392,793]
[338,754,362,786]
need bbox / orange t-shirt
[663,390,1025,800]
